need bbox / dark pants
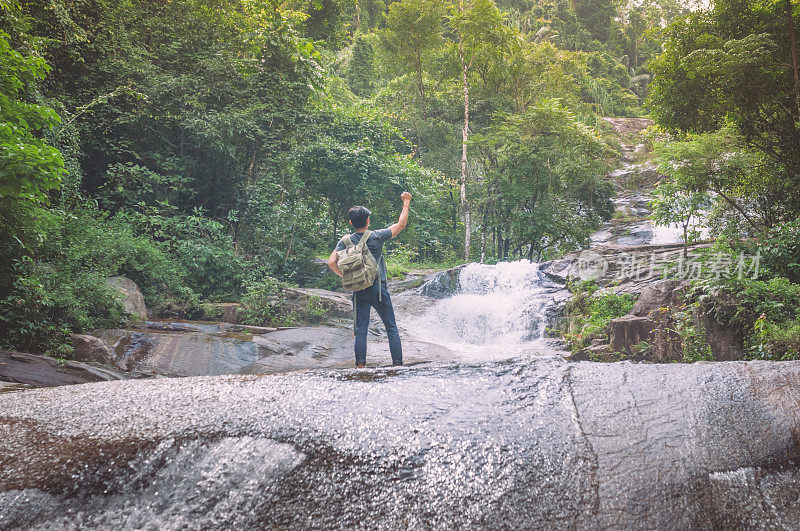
[354,279,402,366]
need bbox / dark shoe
[356,363,366,368]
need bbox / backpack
[337,230,380,292]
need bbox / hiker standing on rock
[328,192,412,368]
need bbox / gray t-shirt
[334,228,393,282]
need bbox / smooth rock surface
[631,279,688,317]
[0,351,128,387]
[2,359,800,528]
[70,334,115,365]
[251,326,452,372]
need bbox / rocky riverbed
[3,358,800,528]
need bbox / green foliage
[584,292,637,336]
[629,340,653,359]
[0,31,63,202]
[0,256,126,356]
[673,307,714,362]
[652,126,789,236]
[238,277,286,327]
[295,96,438,253]
[116,208,246,301]
[381,0,445,99]
[692,276,800,328]
[761,219,800,283]
[0,204,183,354]
[747,313,800,361]
[346,34,375,97]
[384,242,463,279]
[649,178,710,255]
[563,280,636,350]
[472,99,615,260]
[573,0,620,42]
[690,275,800,361]
[238,278,329,327]
[647,0,800,221]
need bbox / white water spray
[410,261,568,358]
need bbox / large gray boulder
[420,265,466,299]
[3,359,800,528]
[70,334,115,365]
[105,276,147,321]
[631,279,688,317]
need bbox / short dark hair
[348,206,371,229]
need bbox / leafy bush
[238,277,289,327]
[673,307,714,363]
[747,314,800,361]
[239,278,338,327]
[690,276,800,361]
[692,276,800,328]
[116,209,246,302]
[761,219,800,283]
[0,204,199,354]
[563,280,636,350]
[0,257,126,356]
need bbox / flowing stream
[405,261,569,361]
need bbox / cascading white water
[410,261,568,357]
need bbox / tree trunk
[480,206,487,263]
[458,2,471,261]
[683,218,690,259]
[788,0,800,115]
[331,200,338,245]
[416,47,426,101]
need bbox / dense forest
[2,0,799,358]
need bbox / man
[328,192,412,368]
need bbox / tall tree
[471,99,614,260]
[382,0,445,101]
[448,0,512,259]
[787,0,800,114]
[647,0,800,217]
[346,33,375,97]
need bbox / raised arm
[388,191,412,238]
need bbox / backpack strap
[377,253,383,302]
[355,230,372,249]
[342,230,372,249]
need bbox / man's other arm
[328,250,343,277]
[388,191,413,239]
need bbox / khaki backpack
[338,230,380,293]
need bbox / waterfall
[411,261,569,356]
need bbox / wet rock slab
[252,326,453,372]
[2,359,800,528]
[0,351,128,387]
